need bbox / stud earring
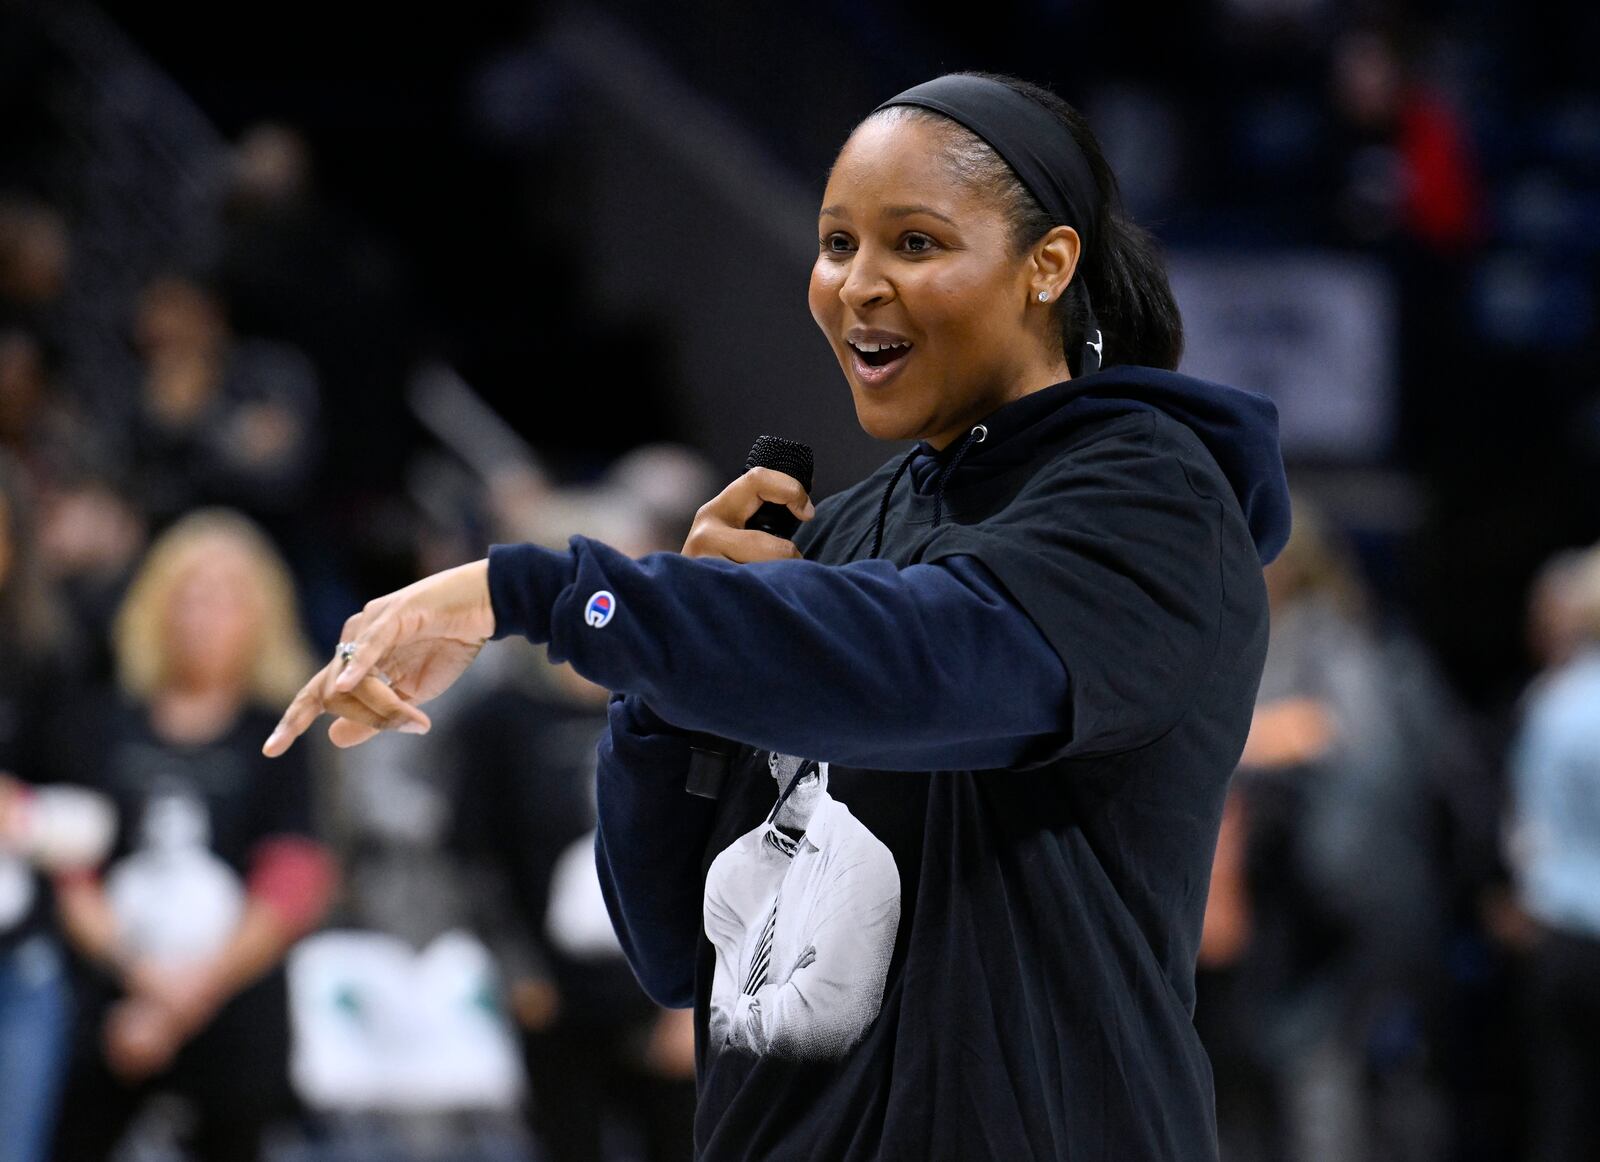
[1037,290,1050,302]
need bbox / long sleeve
[489,537,1070,772]
[594,692,715,1006]
[502,538,1071,1009]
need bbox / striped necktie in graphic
[763,827,799,858]
[745,827,799,994]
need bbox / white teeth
[849,340,911,353]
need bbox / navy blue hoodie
[487,365,1289,1161]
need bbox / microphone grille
[745,435,814,494]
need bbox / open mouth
[847,338,914,383]
[850,339,912,366]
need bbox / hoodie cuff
[487,542,577,643]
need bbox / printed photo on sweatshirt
[703,752,901,1059]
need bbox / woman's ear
[1030,225,1081,303]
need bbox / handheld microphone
[685,435,815,800]
[743,436,815,539]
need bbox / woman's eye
[901,233,936,254]
[821,234,854,254]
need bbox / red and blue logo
[584,590,616,628]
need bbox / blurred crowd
[2,0,1599,1160]
[1196,509,1600,1162]
[0,51,716,1154]
[0,349,712,1161]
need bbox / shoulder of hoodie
[1136,404,1242,507]
[1010,406,1243,531]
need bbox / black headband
[873,74,1101,253]
[872,74,1106,374]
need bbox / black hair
[869,73,1184,374]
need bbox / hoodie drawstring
[868,423,988,559]
[869,447,917,559]
[932,423,986,529]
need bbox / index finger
[262,659,338,757]
[735,467,815,523]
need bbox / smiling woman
[810,115,1077,450]
[264,71,1291,1161]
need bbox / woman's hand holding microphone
[681,466,813,562]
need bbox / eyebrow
[818,203,960,227]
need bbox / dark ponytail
[879,73,1184,373]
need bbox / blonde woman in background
[51,508,337,1162]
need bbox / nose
[839,247,894,312]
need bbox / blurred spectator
[0,195,129,432]
[488,442,717,554]
[0,325,96,480]
[0,327,45,456]
[1198,497,1441,1162]
[0,322,136,681]
[0,453,114,1162]
[300,486,540,1158]
[32,468,147,687]
[51,509,336,1162]
[1328,27,1482,255]
[446,483,702,1162]
[0,451,77,677]
[215,121,424,496]
[302,456,708,1158]
[128,272,322,533]
[0,196,70,333]
[447,653,695,1162]
[1504,544,1600,1162]
[1523,548,1593,678]
[322,491,519,956]
[0,772,114,1162]
[215,122,353,354]
[1473,545,1600,961]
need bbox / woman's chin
[852,397,925,444]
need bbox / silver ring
[336,642,358,665]
[373,669,394,688]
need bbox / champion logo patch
[584,590,616,628]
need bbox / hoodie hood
[895,365,1291,565]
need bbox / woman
[0,455,113,1162]
[54,509,336,1162]
[128,273,322,531]
[446,494,698,1162]
[267,73,1290,1159]
[1507,544,1600,1162]
[1197,499,1436,1162]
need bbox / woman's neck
[923,360,1073,451]
[150,680,248,746]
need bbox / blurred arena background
[1,0,1598,1159]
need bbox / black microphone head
[745,435,814,494]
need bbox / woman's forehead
[822,114,979,217]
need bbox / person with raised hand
[266,72,1289,1161]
